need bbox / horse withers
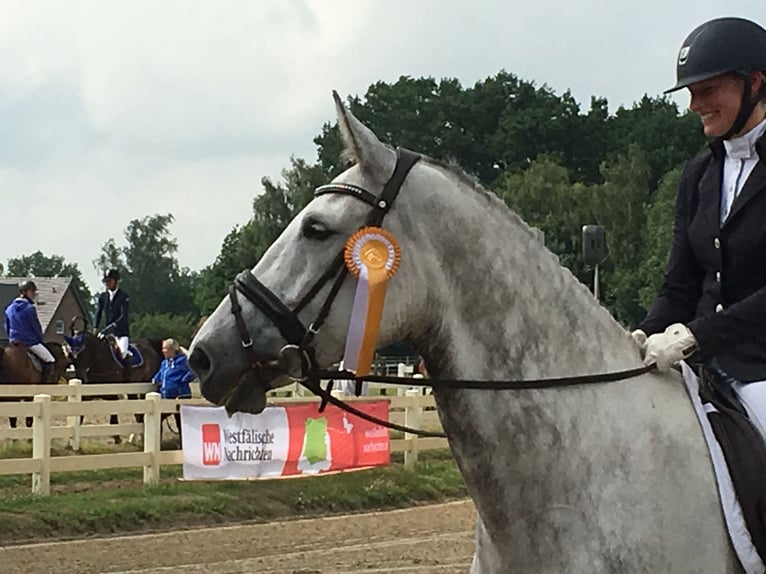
[0,341,70,428]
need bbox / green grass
[0,450,465,544]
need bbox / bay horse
[64,317,162,443]
[187,94,742,572]
[0,341,70,428]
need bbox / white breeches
[733,380,766,439]
[115,336,130,359]
[29,343,55,363]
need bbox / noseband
[229,147,422,385]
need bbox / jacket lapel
[696,154,723,231]
[723,161,766,228]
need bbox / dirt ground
[0,500,476,574]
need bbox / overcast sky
[2,0,764,292]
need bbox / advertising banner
[181,401,390,480]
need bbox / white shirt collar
[723,118,766,160]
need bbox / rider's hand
[631,329,648,357]
[97,331,106,340]
[644,323,697,372]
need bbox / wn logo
[202,424,221,465]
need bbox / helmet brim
[664,68,737,94]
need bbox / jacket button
[714,237,721,249]
[716,271,721,283]
[715,303,724,313]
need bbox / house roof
[0,277,84,335]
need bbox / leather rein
[228,147,653,438]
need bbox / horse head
[189,93,434,413]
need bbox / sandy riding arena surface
[0,500,476,574]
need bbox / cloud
[1,0,764,292]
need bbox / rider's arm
[94,294,104,330]
[109,293,129,329]
[24,304,44,343]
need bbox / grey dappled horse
[188,94,741,573]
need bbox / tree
[590,146,653,326]
[494,156,592,282]
[7,251,93,312]
[638,166,684,309]
[609,95,704,189]
[195,158,327,315]
[95,214,198,318]
[130,313,198,348]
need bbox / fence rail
[0,380,446,495]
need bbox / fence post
[404,389,422,468]
[143,392,161,486]
[67,379,82,451]
[32,394,52,496]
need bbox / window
[55,320,65,335]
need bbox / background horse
[65,318,162,443]
[0,341,70,428]
[187,95,742,572]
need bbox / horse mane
[422,155,547,245]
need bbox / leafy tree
[130,313,198,348]
[7,251,93,312]
[494,156,592,282]
[590,146,652,326]
[195,158,327,315]
[202,69,707,329]
[609,95,704,189]
[95,214,198,318]
[638,166,684,309]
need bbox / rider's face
[104,278,117,291]
[688,72,766,138]
[23,289,37,302]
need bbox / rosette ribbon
[341,227,401,376]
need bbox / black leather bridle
[226,147,653,438]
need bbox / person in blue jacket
[4,280,56,382]
[152,338,195,399]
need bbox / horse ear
[333,91,395,180]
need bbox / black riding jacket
[640,132,766,382]
[94,289,130,338]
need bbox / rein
[228,147,654,439]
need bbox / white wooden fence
[0,380,446,496]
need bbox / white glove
[97,331,106,340]
[644,323,697,372]
[631,329,648,357]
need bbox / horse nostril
[189,346,212,378]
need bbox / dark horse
[64,317,162,443]
[0,341,70,428]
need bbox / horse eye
[302,219,335,241]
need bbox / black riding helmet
[103,268,120,283]
[18,280,37,294]
[666,17,766,138]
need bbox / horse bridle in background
[227,147,653,438]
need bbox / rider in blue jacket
[4,280,56,381]
[152,338,195,399]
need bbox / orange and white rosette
[342,227,401,376]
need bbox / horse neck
[410,168,638,380]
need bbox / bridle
[228,147,653,438]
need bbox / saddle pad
[682,363,765,574]
[110,344,144,368]
[26,353,42,372]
